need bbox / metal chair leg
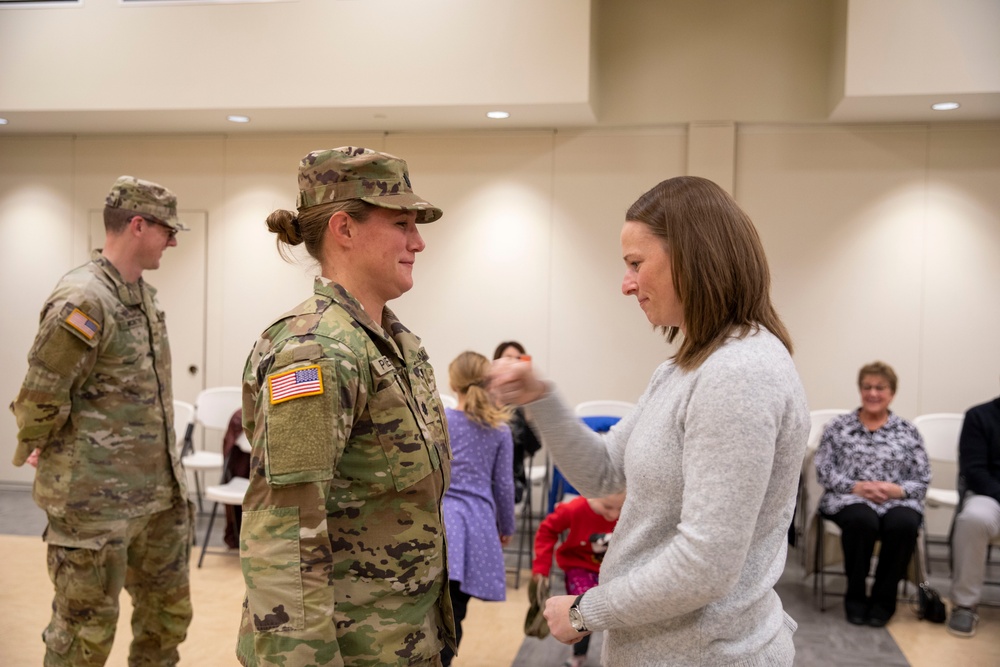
[198,502,220,568]
[193,472,205,514]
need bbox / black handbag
[915,582,947,623]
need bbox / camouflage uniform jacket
[238,278,456,667]
[11,251,184,522]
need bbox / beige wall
[0,0,593,116]
[2,123,1000,485]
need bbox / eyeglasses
[145,217,178,239]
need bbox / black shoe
[845,599,868,625]
[867,604,892,628]
[846,611,867,625]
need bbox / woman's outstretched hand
[489,357,547,406]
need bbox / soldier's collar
[92,252,144,306]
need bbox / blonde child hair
[449,351,511,429]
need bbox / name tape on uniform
[65,308,100,340]
[268,364,324,404]
[371,356,395,377]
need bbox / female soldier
[237,147,454,667]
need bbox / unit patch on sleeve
[268,364,324,404]
[65,308,100,340]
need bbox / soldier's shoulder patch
[33,303,100,375]
[63,307,100,342]
[268,364,323,405]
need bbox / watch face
[569,606,586,632]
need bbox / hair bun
[265,209,303,245]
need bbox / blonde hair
[449,351,511,429]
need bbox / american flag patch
[65,308,99,340]
[268,365,323,404]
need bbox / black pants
[441,580,471,667]
[826,504,921,620]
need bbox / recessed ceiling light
[0,118,8,125]
[227,115,251,123]
[486,111,510,119]
[931,102,960,111]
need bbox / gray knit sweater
[526,330,809,666]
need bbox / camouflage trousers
[42,497,194,667]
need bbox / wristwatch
[568,594,589,633]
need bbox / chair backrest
[439,394,458,410]
[195,386,244,431]
[914,413,964,498]
[173,400,195,444]
[194,387,243,451]
[574,400,634,419]
[807,409,851,450]
[913,413,964,462]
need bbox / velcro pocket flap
[241,507,305,633]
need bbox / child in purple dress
[440,351,517,666]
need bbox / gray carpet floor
[2,486,978,667]
[508,559,913,667]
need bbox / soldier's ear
[327,211,354,248]
[128,215,146,235]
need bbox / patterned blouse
[815,410,931,516]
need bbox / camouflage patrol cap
[105,175,188,231]
[296,147,443,223]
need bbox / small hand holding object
[489,355,546,406]
[543,594,589,644]
[27,447,40,468]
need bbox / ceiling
[0,0,997,135]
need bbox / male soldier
[11,176,193,666]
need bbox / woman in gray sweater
[493,176,810,666]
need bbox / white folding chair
[574,400,634,419]
[506,449,550,589]
[181,386,243,513]
[794,409,850,559]
[914,413,962,523]
[198,432,252,567]
[173,400,195,451]
[913,413,964,570]
[807,409,852,451]
[913,413,963,512]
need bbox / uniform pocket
[241,507,304,632]
[47,544,109,601]
[411,360,451,462]
[367,378,433,492]
[42,617,75,655]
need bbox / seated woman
[440,351,517,666]
[814,361,931,627]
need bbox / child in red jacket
[532,492,625,667]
